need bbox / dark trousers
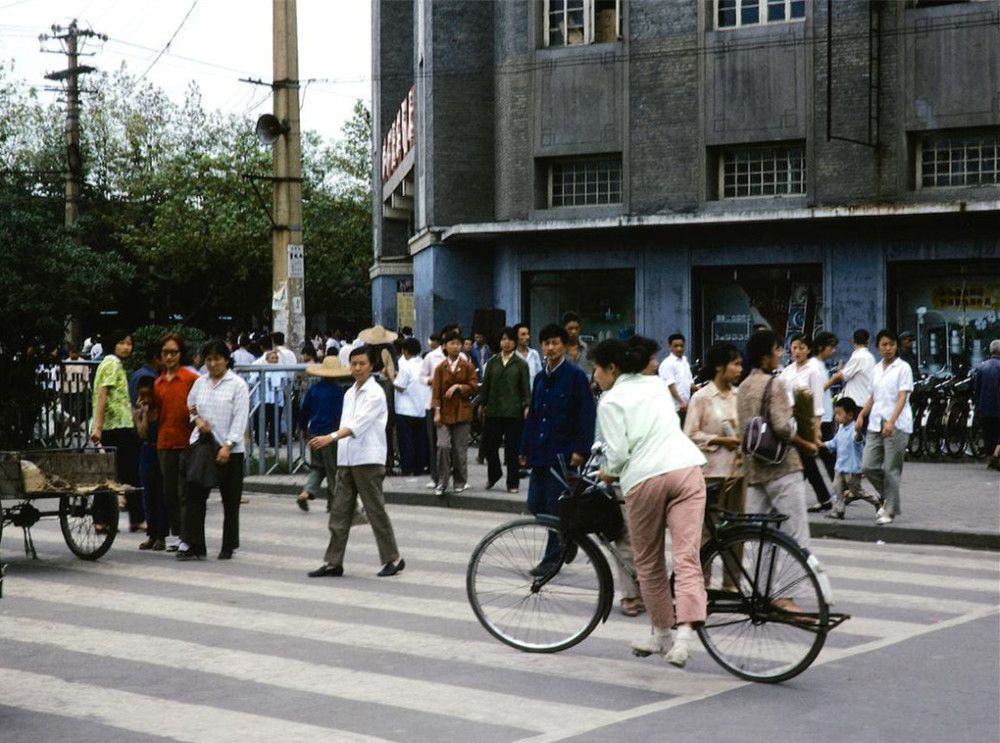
[103,427,145,527]
[157,449,186,538]
[801,449,832,504]
[184,453,244,554]
[139,443,168,540]
[818,421,836,479]
[983,416,1000,455]
[424,410,438,482]
[527,466,568,563]
[483,416,523,490]
[396,414,428,475]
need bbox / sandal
[620,597,645,617]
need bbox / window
[716,0,805,29]
[917,131,999,189]
[545,0,621,47]
[719,144,805,198]
[548,156,623,207]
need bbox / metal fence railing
[29,361,335,477]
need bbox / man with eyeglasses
[154,333,200,552]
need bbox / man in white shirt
[307,346,405,578]
[658,334,695,418]
[271,332,297,365]
[514,323,543,389]
[394,337,430,475]
[826,328,876,408]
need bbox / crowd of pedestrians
[19,313,999,673]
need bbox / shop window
[523,269,635,344]
[716,0,805,29]
[718,143,805,199]
[545,0,621,47]
[547,156,623,207]
[693,265,823,363]
[889,260,1000,376]
[914,129,999,190]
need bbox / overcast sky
[0,0,372,143]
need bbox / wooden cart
[0,449,129,561]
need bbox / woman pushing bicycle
[590,336,708,668]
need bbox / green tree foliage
[0,60,373,445]
[301,100,374,332]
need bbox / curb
[244,479,1000,551]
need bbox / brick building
[371,0,999,373]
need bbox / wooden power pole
[41,19,105,346]
[270,0,306,351]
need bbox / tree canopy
[0,59,373,446]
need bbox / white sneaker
[454,483,470,493]
[425,481,438,489]
[434,486,446,496]
[630,629,671,658]
[876,505,886,518]
[876,514,894,525]
[665,633,691,668]
[807,554,835,606]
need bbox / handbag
[558,474,624,542]
[182,434,223,489]
[741,376,788,465]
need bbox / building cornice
[369,260,414,280]
[439,200,1000,241]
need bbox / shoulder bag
[741,375,788,465]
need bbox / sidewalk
[245,459,1000,551]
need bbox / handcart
[0,449,133,561]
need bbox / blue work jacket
[520,359,595,468]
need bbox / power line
[134,0,200,85]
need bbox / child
[134,376,168,550]
[824,397,882,520]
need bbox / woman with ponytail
[591,336,708,668]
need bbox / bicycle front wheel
[466,518,610,653]
[698,528,828,683]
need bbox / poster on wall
[396,279,415,331]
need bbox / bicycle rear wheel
[944,401,969,459]
[466,517,611,653]
[698,528,828,683]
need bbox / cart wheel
[59,490,118,560]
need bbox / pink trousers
[624,466,707,629]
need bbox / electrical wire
[133,0,200,85]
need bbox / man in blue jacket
[519,323,596,560]
[975,339,1000,470]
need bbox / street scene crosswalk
[0,495,997,743]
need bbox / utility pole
[41,19,105,346]
[270,0,306,352]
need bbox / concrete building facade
[372,0,999,373]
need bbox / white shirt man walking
[658,333,695,416]
[307,345,405,578]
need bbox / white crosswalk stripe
[0,494,996,743]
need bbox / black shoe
[807,501,832,513]
[563,542,578,565]
[297,496,309,512]
[529,560,559,577]
[485,479,499,490]
[176,550,203,561]
[377,558,405,577]
[308,563,344,578]
[826,511,845,520]
[138,538,156,550]
[218,550,233,560]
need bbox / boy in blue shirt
[825,397,882,520]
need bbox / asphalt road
[0,495,996,743]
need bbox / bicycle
[466,448,849,683]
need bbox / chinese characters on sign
[382,86,415,182]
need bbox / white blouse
[598,374,705,496]
[869,357,914,434]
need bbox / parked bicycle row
[904,371,988,461]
